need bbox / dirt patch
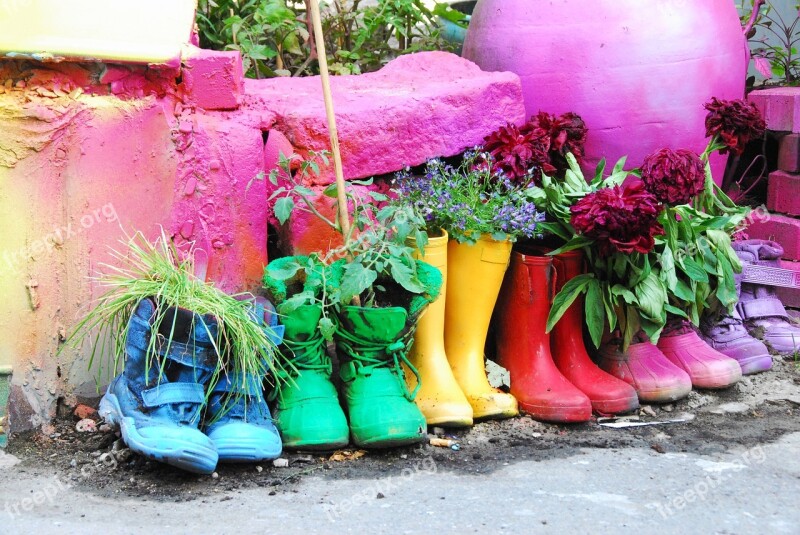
[7,358,800,502]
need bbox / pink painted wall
[463,0,748,180]
[0,50,525,431]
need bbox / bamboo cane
[307,0,353,244]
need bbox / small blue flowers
[393,151,546,243]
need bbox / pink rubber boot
[595,335,692,403]
[657,322,742,389]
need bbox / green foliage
[64,230,288,403]
[532,150,747,350]
[265,151,432,314]
[741,0,800,86]
[197,0,310,78]
[196,0,452,78]
[323,0,453,75]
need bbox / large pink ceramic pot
[463,0,747,181]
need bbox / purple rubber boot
[732,240,800,355]
[701,275,772,375]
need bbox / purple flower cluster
[394,152,546,243]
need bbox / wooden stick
[307,0,352,243]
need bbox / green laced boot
[332,259,442,449]
[264,257,349,450]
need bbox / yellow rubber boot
[406,231,474,427]
[444,236,519,420]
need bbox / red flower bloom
[524,111,588,173]
[704,97,766,156]
[483,123,550,182]
[570,183,664,256]
[641,148,706,205]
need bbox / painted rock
[463,0,747,180]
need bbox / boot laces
[334,326,421,402]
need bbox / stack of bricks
[748,87,800,307]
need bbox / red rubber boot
[549,250,640,415]
[494,250,592,423]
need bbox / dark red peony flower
[704,97,766,156]
[524,111,588,173]
[570,183,665,256]
[640,148,705,205]
[483,123,550,182]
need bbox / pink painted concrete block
[778,134,800,173]
[747,213,800,261]
[767,170,800,216]
[777,259,800,309]
[245,51,526,185]
[748,87,800,134]
[181,47,244,110]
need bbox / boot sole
[589,395,640,415]
[99,393,218,474]
[211,437,282,463]
[282,438,350,451]
[517,402,591,423]
[738,355,773,375]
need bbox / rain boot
[264,257,349,450]
[701,273,772,375]
[657,321,742,389]
[495,251,592,422]
[444,236,518,420]
[406,230,473,427]
[204,297,284,462]
[336,306,427,448]
[98,297,219,474]
[596,335,692,403]
[732,239,800,354]
[546,249,640,414]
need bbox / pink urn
[463,0,748,180]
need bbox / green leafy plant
[266,151,432,322]
[432,2,470,28]
[741,0,800,86]
[530,155,746,351]
[197,0,309,78]
[65,230,287,399]
[196,0,451,78]
[322,0,452,75]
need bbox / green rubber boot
[331,258,442,449]
[264,257,349,450]
[336,306,428,448]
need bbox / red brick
[766,170,800,216]
[747,213,800,260]
[778,133,800,173]
[749,87,800,133]
[181,47,244,110]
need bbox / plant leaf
[274,196,295,225]
[546,274,594,332]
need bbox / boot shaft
[124,298,218,390]
[445,236,512,349]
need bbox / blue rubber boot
[98,298,220,474]
[203,297,284,463]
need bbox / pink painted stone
[181,47,244,110]
[245,51,525,185]
[747,213,800,261]
[463,0,747,182]
[766,170,800,216]
[749,87,800,134]
[778,134,800,174]
[777,260,800,308]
